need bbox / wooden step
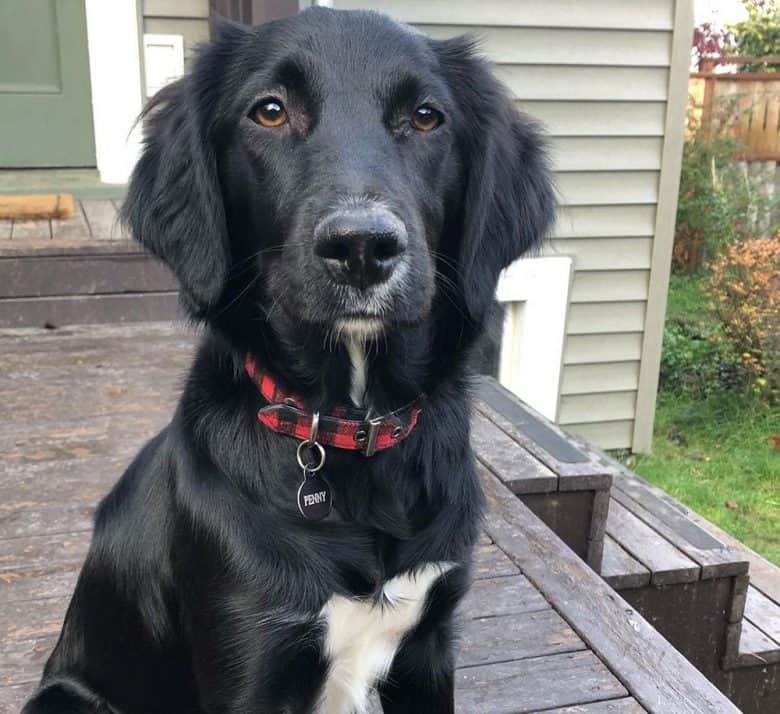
[0,216,179,327]
[474,379,612,569]
[585,449,780,712]
[734,585,780,667]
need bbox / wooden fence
[690,56,780,161]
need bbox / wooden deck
[0,201,178,328]
[0,324,738,713]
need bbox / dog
[23,7,554,713]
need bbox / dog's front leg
[377,612,456,714]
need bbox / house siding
[142,0,209,72]
[334,0,692,450]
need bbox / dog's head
[123,8,554,346]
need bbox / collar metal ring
[296,439,325,472]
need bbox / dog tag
[297,467,332,520]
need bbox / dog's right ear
[121,74,228,317]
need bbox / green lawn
[627,275,780,565]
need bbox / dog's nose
[314,207,407,289]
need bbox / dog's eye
[411,105,443,132]
[251,98,288,128]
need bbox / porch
[0,323,759,713]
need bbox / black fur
[24,8,554,714]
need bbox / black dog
[23,8,554,713]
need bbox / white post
[84,0,144,185]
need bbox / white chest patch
[317,562,454,714]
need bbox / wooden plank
[745,586,780,645]
[566,303,646,335]
[0,683,36,713]
[50,201,90,241]
[564,334,644,366]
[0,219,11,239]
[479,467,740,713]
[0,532,89,571]
[476,382,612,488]
[495,66,669,102]
[1,636,56,687]
[738,620,780,664]
[471,411,558,495]
[601,534,651,590]
[606,500,700,585]
[459,575,549,620]
[11,220,51,241]
[456,651,628,713]
[570,270,650,303]
[561,362,640,395]
[529,699,646,713]
[610,488,748,580]
[518,101,666,138]
[522,491,595,562]
[458,610,585,668]
[335,0,676,30]
[0,238,141,257]
[80,199,123,240]
[0,254,177,298]
[419,26,672,67]
[0,563,80,603]
[0,597,70,644]
[555,172,659,207]
[548,239,654,271]
[559,392,637,425]
[0,292,180,328]
[553,206,657,239]
[472,544,520,580]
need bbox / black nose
[314,207,407,289]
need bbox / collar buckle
[362,416,382,457]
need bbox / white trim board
[84,0,144,184]
[496,256,572,421]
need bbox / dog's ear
[121,71,228,317]
[436,37,557,324]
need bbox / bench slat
[529,698,647,713]
[471,411,558,494]
[606,500,700,586]
[601,534,651,589]
[610,488,748,580]
[745,585,780,645]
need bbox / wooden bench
[0,324,738,713]
[474,378,780,713]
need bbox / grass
[626,274,780,565]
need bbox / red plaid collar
[246,355,422,456]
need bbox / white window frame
[495,256,572,422]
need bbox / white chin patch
[335,317,384,339]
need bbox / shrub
[710,233,780,400]
[726,0,780,72]
[673,99,765,272]
[660,314,744,398]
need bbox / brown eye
[412,105,442,132]
[251,98,288,127]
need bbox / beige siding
[334,0,691,450]
[142,0,209,71]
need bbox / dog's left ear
[436,38,557,324]
[121,71,229,318]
